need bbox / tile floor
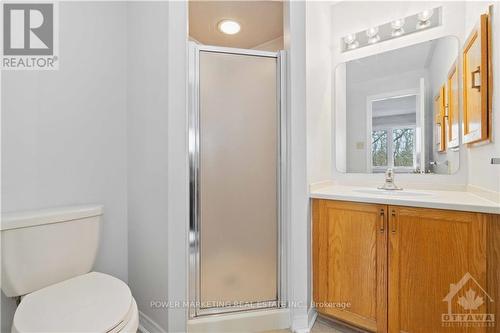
[310,320,345,333]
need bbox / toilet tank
[1,205,103,297]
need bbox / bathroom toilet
[1,205,139,333]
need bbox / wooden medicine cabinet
[462,13,492,144]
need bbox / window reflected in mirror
[370,95,417,173]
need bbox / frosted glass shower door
[198,50,279,311]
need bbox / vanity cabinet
[312,200,388,332]
[313,199,498,333]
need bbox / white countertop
[310,184,500,214]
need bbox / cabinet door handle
[471,66,481,90]
[391,210,397,234]
[379,209,385,233]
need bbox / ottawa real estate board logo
[442,272,495,328]
[1,2,58,70]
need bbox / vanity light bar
[342,7,442,52]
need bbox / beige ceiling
[189,1,283,49]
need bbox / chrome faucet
[378,168,402,190]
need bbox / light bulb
[391,18,405,37]
[344,34,356,45]
[417,9,434,30]
[391,18,405,30]
[418,9,434,22]
[366,27,380,44]
[347,40,359,50]
[343,34,359,50]
[218,20,241,35]
[366,27,378,38]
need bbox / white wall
[127,2,170,331]
[287,1,312,331]
[165,2,189,332]
[1,2,128,331]
[464,2,500,193]
[306,2,332,185]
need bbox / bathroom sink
[353,189,432,197]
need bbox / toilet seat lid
[13,272,133,333]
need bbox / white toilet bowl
[1,205,139,333]
[12,272,139,333]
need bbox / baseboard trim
[308,308,318,331]
[138,311,167,333]
[291,315,307,333]
[291,307,317,333]
[188,308,290,333]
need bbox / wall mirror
[335,36,460,175]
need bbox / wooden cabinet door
[487,214,500,333]
[313,199,387,332]
[463,13,490,144]
[388,206,488,333]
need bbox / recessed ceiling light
[218,20,241,35]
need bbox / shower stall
[188,43,286,318]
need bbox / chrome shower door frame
[188,43,287,318]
